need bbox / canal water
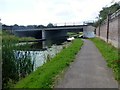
[15,39,70,71]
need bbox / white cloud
[0,0,119,25]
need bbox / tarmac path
[55,39,118,88]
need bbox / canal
[15,39,71,71]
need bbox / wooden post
[107,14,110,42]
[98,24,100,37]
[118,13,120,49]
[98,16,101,37]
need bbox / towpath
[55,39,118,88]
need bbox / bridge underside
[14,28,83,39]
[65,28,83,32]
[14,30,42,39]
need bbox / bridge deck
[14,25,87,31]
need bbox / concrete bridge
[13,25,95,40]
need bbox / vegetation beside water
[2,30,36,88]
[67,32,83,38]
[14,39,83,88]
[2,30,35,42]
[91,38,120,83]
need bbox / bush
[2,31,34,88]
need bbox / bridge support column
[42,30,45,39]
[42,30,46,48]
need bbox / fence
[96,9,120,48]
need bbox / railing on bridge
[12,21,94,32]
[53,22,83,26]
[52,21,94,26]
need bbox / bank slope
[14,39,83,88]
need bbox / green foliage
[14,39,83,88]
[67,32,80,38]
[2,30,11,35]
[91,38,120,82]
[94,19,103,27]
[47,23,54,28]
[94,3,120,27]
[99,3,120,20]
[2,35,19,88]
[2,30,35,88]
[2,30,35,42]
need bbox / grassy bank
[14,39,83,88]
[90,38,120,82]
[2,30,35,42]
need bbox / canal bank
[15,41,71,71]
[14,39,83,88]
[3,30,83,88]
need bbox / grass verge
[90,38,120,83]
[14,39,83,88]
[2,30,35,42]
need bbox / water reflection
[15,39,69,71]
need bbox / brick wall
[96,9,120,48]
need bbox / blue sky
[0,0,119,26]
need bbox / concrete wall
[96,9,120,48]
[83,26,95,38]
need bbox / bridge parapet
[14,25,88,31]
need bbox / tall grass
[2,30,35,88]
[90,38,120,82]
[14,39,83,88]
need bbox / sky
[0,0,119,26]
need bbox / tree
[37,25,45,28]
[47,23,54,28]
[94,2,120,27]
[99,3,120,21]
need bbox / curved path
[55,39,118,88]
